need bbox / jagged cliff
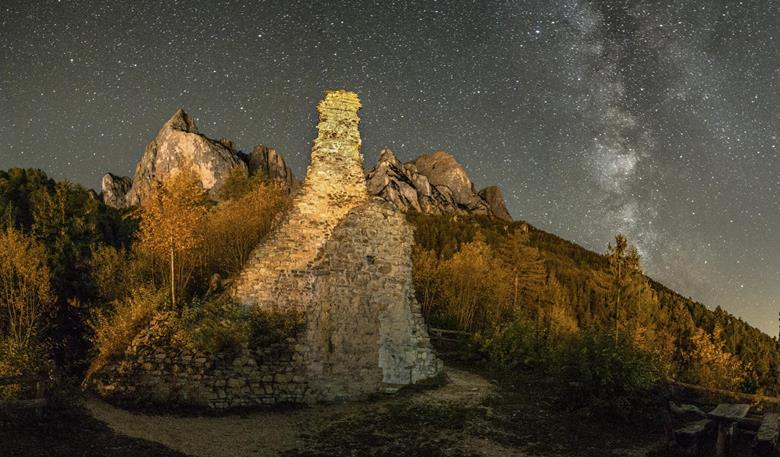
[365,149,512,221]
[101,109,509,221]
[101,109,296,208]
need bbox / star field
[1,0,778,334]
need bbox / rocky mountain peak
[164,108,199,133]
[366,148,511,221]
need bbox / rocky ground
[4,364,663,457]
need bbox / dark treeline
[0,168,134,373]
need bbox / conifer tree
[496,224,546,311]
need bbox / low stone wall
[89,316,310,409]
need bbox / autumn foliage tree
[138,171,208,308]
[0,228,54,384]
[686,325,749,391]
[200,173,290,276]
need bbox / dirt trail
[84,366,498,457]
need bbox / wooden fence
[0,373,48,417]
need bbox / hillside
[407,211,780,391]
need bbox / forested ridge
[408,211,780,392]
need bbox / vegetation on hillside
[408,212,776,418]
[86,170,294,375]
[0,166,776,422]
[0,168,292,383]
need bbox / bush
[479,319,550,370]
[176,295,304,355]
[553,330,664,421]
[248,309,305,349]
[481,321,664,422]
[177,295,249,355]
[87,286,167,375]
[0,338,51,400]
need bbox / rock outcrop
[100,173,132,208]
[101,109,298,208]
[478,186,512,221]
[123,109,248,207]
[247,145,298,192]
[366,148,512,220]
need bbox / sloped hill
[406,211,780,390]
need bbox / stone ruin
[89,90,441,408]
[233,90,442,400]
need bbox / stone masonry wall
[233,90,368,311]
[305,200,441,400]
[90,314,310,409]
[233,90,442,400]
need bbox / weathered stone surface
[123,109,249,207]
[234,90,441,401]
[87,313,309,409]
[366,148,512,220]
[478,185,512,221]
[100,173,132,208]
[246,144,298,193]
[101,109,252,208]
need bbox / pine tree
[606,234,641,342]
[496,224,546,311]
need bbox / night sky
[1,1,778,334]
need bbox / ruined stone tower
[234,90,442,400]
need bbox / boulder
[101,173,132,208]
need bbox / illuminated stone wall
[234,90,441,400]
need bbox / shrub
[0,338,51,400]
[0,228,54,350]
[479,319,549,370]
[87,285,167,375]
[199,179,290,277]
[248,309,305,349]
[553,330,664,421]
[177,295,249,355]
[176,295,304,355]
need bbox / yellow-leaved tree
[200,175,290,275]
[0,228,54,389]
[438,236,513,331]
[687,325,749,391]
[138,171,208,309]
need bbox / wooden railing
[428,327,470,342]
[0,373,48,417]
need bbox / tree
[412,246,443,319]
[496,225,546,311]
[686,325,749,390]
[138,172,207,309]
[0,228,54,350]
[606,234,641,342]
[200,179,289,276]
[438,238,512,331]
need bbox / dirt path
[84,366,499,457]
[84,366,658,457]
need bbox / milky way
[0,0,778,334]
